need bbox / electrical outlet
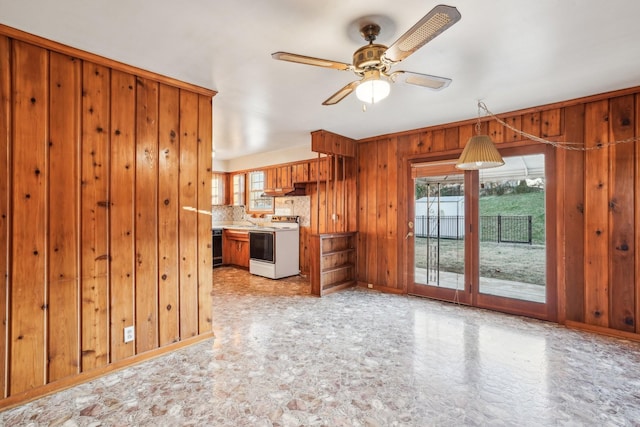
[368,283,373,289]
[124,326,135,343]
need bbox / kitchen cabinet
[223,229,250,268]
[292,162,309,183]
[277,165,292,188]
[310,232,357,296]
[264,165,293,192]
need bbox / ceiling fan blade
[272,52,352,71]
[383,5,461,63]
[390,70,451,90]
[322,81,360,105]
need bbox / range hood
[261,183,306,197]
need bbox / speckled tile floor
[3,266,640,426]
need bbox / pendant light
[456,103,504,170]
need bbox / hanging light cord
[478,101,640,151]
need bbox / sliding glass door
[408,163,470,304]
[407,147,556,320]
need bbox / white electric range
[248,216,300,279]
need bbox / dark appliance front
[212,229,223,268]
[249,231,275,263]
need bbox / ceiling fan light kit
[355,69,390,103]
[272,4,461,106]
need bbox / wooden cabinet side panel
[47,51,81,381]
[0,35,9,398]
[109,70,136,361]
[9,40,48,395]
[80,61,110,371]
[157,83,180,347]
[135,77,159,353]
[178,90,199,339]
[608,95,635,331]
[583,100,610,327]
[197,94,213,334]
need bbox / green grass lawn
[480,191,545,244]
[415,191,547,285]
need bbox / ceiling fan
[272,4,461,106]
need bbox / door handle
[405,231,414,239]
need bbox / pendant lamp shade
[456,135,505,170]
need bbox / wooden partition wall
[0,26,215,408]
[354,86,640,339]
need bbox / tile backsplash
[211,196,310,227]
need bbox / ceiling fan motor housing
[353,44,387,71]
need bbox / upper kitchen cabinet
[292,162,309,183]
[311,130,356,158]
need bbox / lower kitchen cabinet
[222,229,250,268]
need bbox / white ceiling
[2,1,640,162]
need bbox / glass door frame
[407,160,471,305]
[471,144,557,321]
[406,144,557,322]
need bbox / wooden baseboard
[357,281,405,295]
[565,320,640,343]
[0,332,214,412]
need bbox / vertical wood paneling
[197,94,212,334]
[178,90,199,339]
[376,141,389,285]
[47,52,80,381]
[504,116,522,142]
[386,139,399,288]
[0,35,11,398]
[608,95,635,331]
[636,95,640,334]
[541,108,562,137]
[0,28,215,407]
[431,130,444,152]
[366,143,377,286]
[157,84,180,346]
[356,145,367,281]
[109,70,136,362]
[347,157,357,232]
[80,61,110,371]
[10,40,47,394]
[458,124,473,149]
[522,112,541,137]
[444,127,459,151]
[584,100,610,327]
[488,120,504,143]
[561,104,585,322]
[135,77,159,353]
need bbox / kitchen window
[248,171,274,213]
[232,173,245,206]
[211,173,225,205]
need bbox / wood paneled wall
[0,28,214,407]
[354,85,640,338]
